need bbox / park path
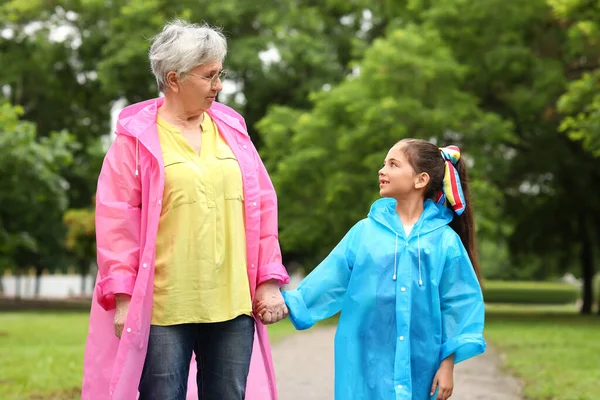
[272,326,523,400]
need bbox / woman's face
[177,61,224,112]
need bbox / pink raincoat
[82,98,290,400]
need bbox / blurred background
[0,0,599,399]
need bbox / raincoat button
[158,200,162,205]
[399,336,404,341]
[142,263,147,268]
[397,385,403,389]
[126,328,131,333]
[242,145,247,149]
[251,264,255,268]
[405,242,409,247]
[401,287,406,292]
[252,202,257,207]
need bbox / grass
[0,312,88,400]
[266,318,297,343]
[1,305,598,399]
[485,304,599,400]
[0,311,303,400]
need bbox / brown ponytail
[448,158,481,283]
[397,139,482,283]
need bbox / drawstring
[418,232,423,286]
[392,231,423,286]
[134,137,139,176]
[393,233,398,281]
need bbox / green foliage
[558,71,600,155]
[551,0,600,153]
[64,0,382,136]
[484,280,580,305]
[259,24,511,266]
[63,207,95,269]
[0,102,77,272]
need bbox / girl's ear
[415,172,430,189]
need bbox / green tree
[256,0,600,316]
[414,0,600,314]
[0,1,113,209]
[63,206,96,294]
[61,0,389,140]
[258,24,510,269]
[551,0,600,314]
[0,103,77,296]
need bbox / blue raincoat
[282,198,486,400]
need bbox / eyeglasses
[186,70,227,88]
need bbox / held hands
[114,294,131,339]
[253,280,289,324]
[431,355,454,400]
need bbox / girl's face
[378,144,424,198]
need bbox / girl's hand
[431,356,454,400]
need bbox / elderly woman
[82,20,290,400]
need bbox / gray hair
[149,20,227,93]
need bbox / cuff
[282,290,315,330]
[257,262,290,286]
[440,334,487,364]
[96,274,136,311]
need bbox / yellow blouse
[151,113,252,325]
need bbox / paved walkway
[272,327,523,400]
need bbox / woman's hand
[253,280,288,324]
[431,355,455,400]
[114,294,131,339]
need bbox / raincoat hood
[116,98,162,138]
[369,198,455,283]
[368,198,454,238]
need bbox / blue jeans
[138,315,255,400]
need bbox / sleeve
[254,149,290,287]
[94,134,142,311]
[282,221,363,330]
[439,235,486,364]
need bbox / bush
[484,281,580,305]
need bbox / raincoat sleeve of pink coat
[82,98,289,400]
[94,134,142,311]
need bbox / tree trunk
[597,278,600,316]
[79,259,89,296]
[578,214,594,315]
[34,264,43,297]
[15,269,22,299]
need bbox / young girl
[272,139,486,400]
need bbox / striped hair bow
[434,145,466,215]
